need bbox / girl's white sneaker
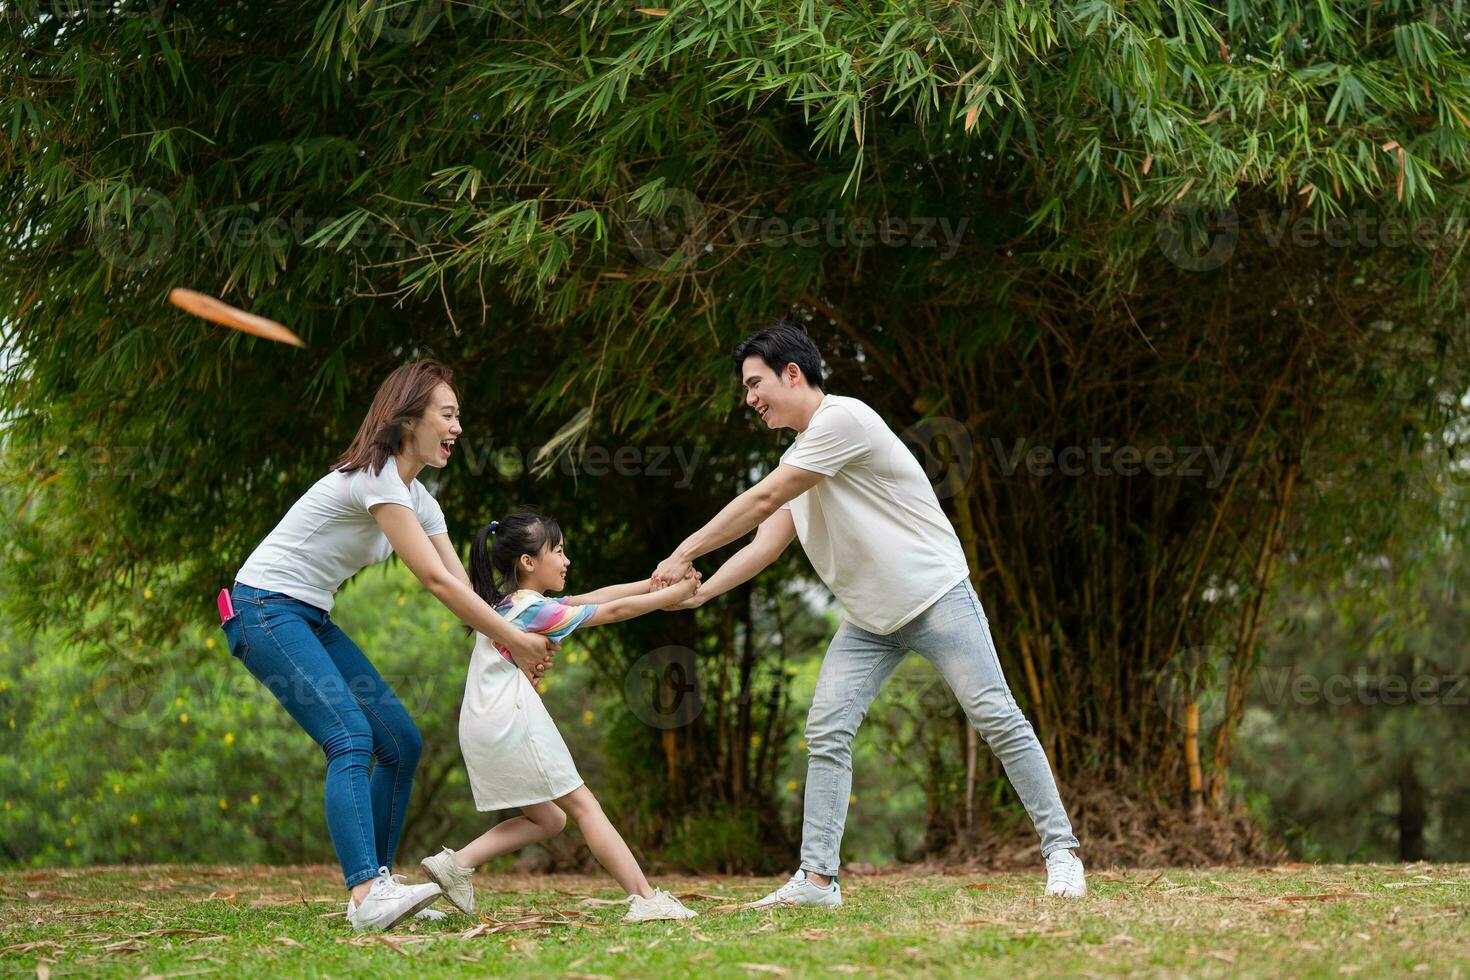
[420,846,476,915]
[345,867,442,931]
[624,888,698,922]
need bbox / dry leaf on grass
[1278,892,1370,902]
[737,965,790,976]
[0,941,64,955]
[273,936,305,948]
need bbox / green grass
[2,864,1468,977]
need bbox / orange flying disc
[168,288,306,348]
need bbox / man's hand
[505,630,556,682]
[651,551,692,589]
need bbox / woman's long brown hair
[335,359,457,475]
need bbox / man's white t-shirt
[780,394,970,635]
[236,458,448,611]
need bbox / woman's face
[405,383,462,469]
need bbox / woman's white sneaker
[345,867,443,931]
[624,888,698,922]
[1043,849,1087,898]
[420,846,476,915]
[750,870,842,909]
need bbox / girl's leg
[455,802,566,868]
[315,617,422,872]
[555,786,653,899]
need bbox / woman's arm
[429,533,472,589]
[583,576,698,627]
[672,509,796,609]
[373,504,555,678]
[561,580,650,606]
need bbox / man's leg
[799,621,907,881]
[903,581,1080,858]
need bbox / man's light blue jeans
[800,579,1079,877]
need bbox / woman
[219,359,556,931]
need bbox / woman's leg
[231,596,380,896]
[454,803,567,868]
[315,617,422,873]
[555,786,653,899]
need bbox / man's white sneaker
[1044,849,1086,898]
[420,846,476,915]
[345,867,443,931]
[749,869,842,909]
[624,888,698,922]
[413,906,447,921]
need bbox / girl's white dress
[458,590,594,810]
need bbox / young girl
[420,510,700,922]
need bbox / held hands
[650,551,692,590]
[656,567,702,610]
[505,630,557,683]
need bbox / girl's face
[517,536,571,593]
[403,383,462,469]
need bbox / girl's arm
[561,580,651,606]
[583,576,698,627]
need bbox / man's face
[741,355,799,429]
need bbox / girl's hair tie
[489,521,500,534]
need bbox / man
[653,317,1084,905]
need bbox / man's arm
[652,464,821,586]
[671,509,796,608]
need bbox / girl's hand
[665,575,700,607]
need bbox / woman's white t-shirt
[780,394,971,636]
[235,457,448,611]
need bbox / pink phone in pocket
[217,588,236,625]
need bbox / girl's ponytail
[468,522,504,610]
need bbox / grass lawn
[2,863,1468,977]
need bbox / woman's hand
[505,630,556,681]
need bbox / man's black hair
[731,316,825,390]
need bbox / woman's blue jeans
[221,583,422,889]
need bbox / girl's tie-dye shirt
[492,590,597,663]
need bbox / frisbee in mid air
[168,288,306,348]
